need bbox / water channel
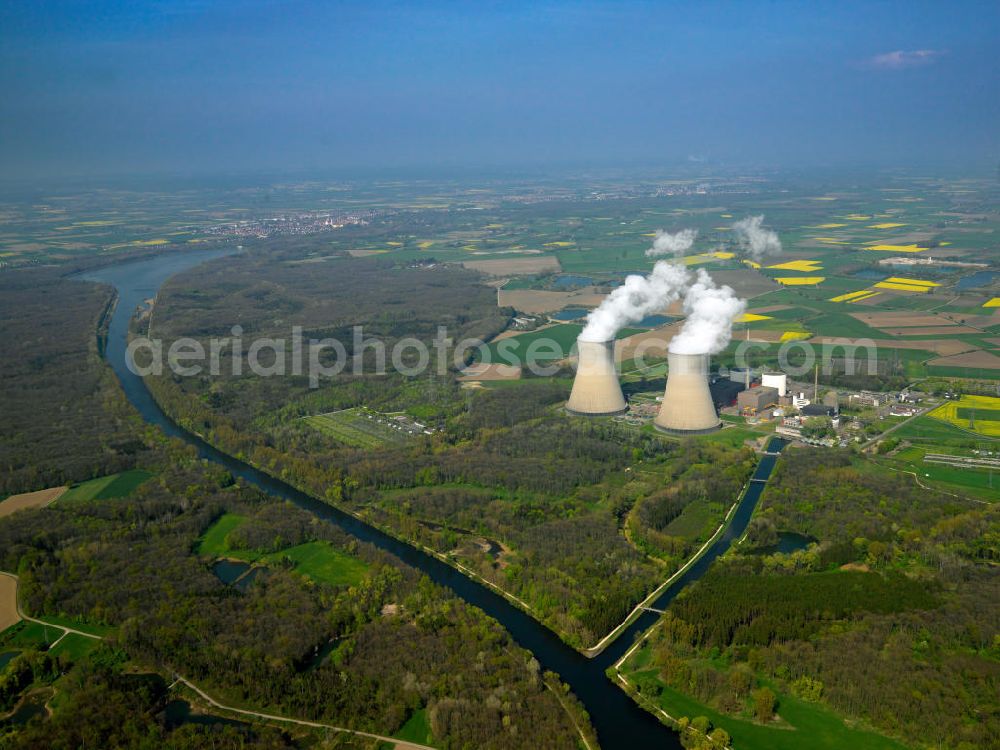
[79,250,787,749]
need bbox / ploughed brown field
[850,311,957,328]
[812,337,979,356]
[879,326,982,336]
[497,288,605,314]
[463,255,561,275]
[0,574,20,634]
[0,486,66,520]
[929,350,1000,369]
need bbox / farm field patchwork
[59,469,152,503]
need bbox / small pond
[234,567,265,592]
[0,650,21,671]
[211,559,251,585]
[1,689,50,727]
[956,271,996,290]
[552,274,594,288]
[852,268,888,281]
[752,532,816,556]
[634,314,676,328]
[551,307,589,321]
[164,699,250,730]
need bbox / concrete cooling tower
[654,352,720,434]
[565,339,627,416]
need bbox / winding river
[80,249,786,750]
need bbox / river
[79,249,786,750]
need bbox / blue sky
[1,1,997,178]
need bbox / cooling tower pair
[565,340,719,433]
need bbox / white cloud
[868,49,942,70]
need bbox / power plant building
[738,386,780,413]
[565,339,627,416]
[654,352,720,434]
[761,372,788,397]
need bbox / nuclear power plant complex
[653,352,721,434]
[566,343,722,434]
[565,339,628,416]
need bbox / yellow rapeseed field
[874,281,931,293]
[929,395,1000,438]
[780,331,812,342]
[768,260,823,272]
[884,277,939,287]
[865,244,928,252]
[829,290,872,302]
[775,276,825,286]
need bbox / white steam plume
[732,215,781,260]
[579,261,690,342]
[645,228,698,258]
[668,269,747,355]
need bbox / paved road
[860,406,930,450]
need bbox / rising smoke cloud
[668,269,747,355]
[732,215,781,260]
[645,228,698,258]
[579,261,690,342]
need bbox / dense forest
[0,272,595,749]
[0,270,147,495]
[144,247,756,646]
[634,448,999,750]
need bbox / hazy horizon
[2,0,998,180]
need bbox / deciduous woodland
[626,448,999,750]
[145,246,753,646]
[0,270,146,496]
[0,271,595,750]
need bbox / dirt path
[0,571,101,641]
[175,676,436,750]
[0,486,67,520]
[0,571,431,749]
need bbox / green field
[196,513,252,558]
[895,412,1000,446]
[303,408,412,448]
[876,449,998,501]
[625,648,908,750]
[59,469,152,503]
[261,541,369,587]
[31,614,114,638]
[663,498,723,541]
[395,708,435,746]
[48,633,101,660]
[197,515,370,587]
[0,620,63,650]
[483,323,643,367]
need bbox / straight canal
[80,250,787,750]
